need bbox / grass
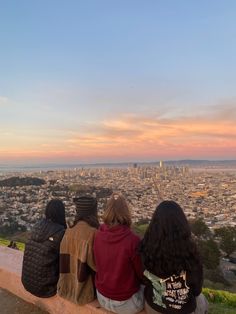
[208,303,236,314]
[0,237,25,251]
[203,288,236,313]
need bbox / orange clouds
[65,106,236,160]
[1,105,236,162]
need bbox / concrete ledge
[0,246,145,314]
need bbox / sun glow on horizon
[1,104,236,163]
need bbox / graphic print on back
[144,270,190,310]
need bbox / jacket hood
[31,218,64,242]
[98,224,132,244]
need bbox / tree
[197,239,221,269]
[189,218,211,239]
[0,221,20,236]
[215,227,236,257]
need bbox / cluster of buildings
[0,164,236,232]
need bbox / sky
[0,0,236,164]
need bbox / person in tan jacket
[57,195,99,305]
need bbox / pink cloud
[1,104,236,162]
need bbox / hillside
[0,177,46,187]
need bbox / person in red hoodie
[94,193,144,314]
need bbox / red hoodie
[94,224,143,301]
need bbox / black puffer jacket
[21,218,65,297]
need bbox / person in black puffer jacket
[21,199,67,298]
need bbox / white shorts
[97,287,144,314]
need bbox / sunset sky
[1,1,236,164]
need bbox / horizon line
[1,159,236,168]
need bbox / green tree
[189,218,212,239]
[197,239,221,269]
[215,227,236,257]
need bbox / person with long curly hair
[140,200,208,314]
[94,193,144,314]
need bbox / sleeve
[189,264,203,296]
[77,230,96,283]
[86,230,96,272]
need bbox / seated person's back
[94,193,144,314]
[140,200,208,314]
[21,199,66,297]
[57,195,99,305]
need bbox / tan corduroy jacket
[57,221,97,305]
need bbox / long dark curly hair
[140,200,201,277]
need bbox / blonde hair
[103,193,132,227]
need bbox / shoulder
[62,224,77,240]
[125,228,141,252]
[79,221,97,234]
[31,219,45,231]
[54,227,66,242]
[64,222,97,239]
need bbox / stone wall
[0,246,145,314]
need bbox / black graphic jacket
[144,265,203,314]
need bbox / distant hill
[0,159,236,172]
[0,177,46,187]
[164,159,236,167]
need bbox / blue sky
[0,1,236,163]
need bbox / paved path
[0,289,48,314]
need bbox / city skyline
[1,1,236,163]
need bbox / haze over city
[1,1,236,164]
